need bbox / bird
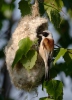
[39,30,54,80]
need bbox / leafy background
[0,0,72,100]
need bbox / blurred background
[0,0,72,100]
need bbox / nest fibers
[5,1,48,91]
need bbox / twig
[54,44,61,48]
[54,44,72,55]
[44,3,59,12]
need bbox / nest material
[5,0,48,91]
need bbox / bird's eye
[43,32,49,37]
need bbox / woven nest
[5,0,48,91]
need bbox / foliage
[57,20,72,48]
[51,48,72,78]
[50,10,61,28]
[0,0,15,29]
[40,97,54,100]
[38,0,45,16]
[43,0,63,27]
[0,0,72,100]
[43,80,63,100]
[53,48,67,65]
[6,0,72,99]
[12,37,37,69]
[20,50,37,69]
[19,0,32,16]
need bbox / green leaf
[28,50,37,69]
[39,97,54,100]
[21,56,30,69]
[53,48,67,65]
[68,49,72,59]
[20,50,37,69]
[50,61,72,78]
[44,0,63,27]
[0,0,3,11]
[63,49,72,65]
[0,1,15,18]
[18,37,33,55]
[44,0,63,20]
[57,20,70,48]
[43,80,63,100]
[50,10,61,28]
[1,2,15,12]
[63,51,72,64]
[12,49,23,68]
[12,37,33,68]
[19,0,31,16]
[38,1,45,16]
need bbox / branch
[54,44,61,48]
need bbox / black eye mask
[42,32,49,37]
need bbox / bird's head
[41,30,53,39]
[38,30,53,47]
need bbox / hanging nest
[5,0,48,91]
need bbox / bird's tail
[45,65,50,81]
